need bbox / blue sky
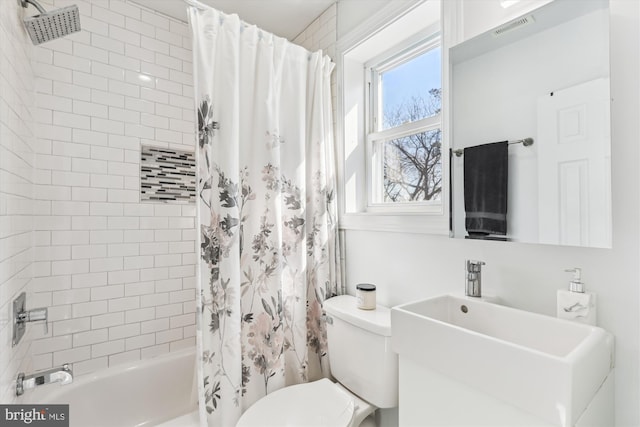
[382,46,442,122]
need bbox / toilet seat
[236,378,371,427]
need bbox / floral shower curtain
[188,4,341,426]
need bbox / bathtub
[22,348,200,427]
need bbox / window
[367,37,442,210]
[337,0,447,233]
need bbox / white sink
[391,294,614,426]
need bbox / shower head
[21,0,81,45]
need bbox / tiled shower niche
[140,145,196,203]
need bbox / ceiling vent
[492,15,535,37]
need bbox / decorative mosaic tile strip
[140,145,196,203]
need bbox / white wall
[338,0,639,426]
[337,0,394,40]
[0,0,37,403]
[29,0,196,377]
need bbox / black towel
[464,141,508,237]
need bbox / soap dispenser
[557,268,596,325]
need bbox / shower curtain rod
[182,0,285,39]
[452,137,534,157]
[184,0,332,62]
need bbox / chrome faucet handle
[30,307,48,335]
[13,293,49,347]
[17,306,48,335]
[466,260,486,272]
[465,260,486,297]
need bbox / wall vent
[492,15,535,37]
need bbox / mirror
[450,0,611,248]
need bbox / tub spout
[16,364,73,396]
[50,365,73,385]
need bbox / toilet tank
[323,295,398,408]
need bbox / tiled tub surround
[0,0,36,403]
[293,3,337,127]
[31,0,197,375]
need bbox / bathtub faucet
[16,364,73,396]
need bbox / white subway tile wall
[293,4,336,58]
[292,3,337,132]
[0,0,36,403]
[0,0,338,398]
[31,0,196,376]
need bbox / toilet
[236,295,398,427]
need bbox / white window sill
[339,212,450,235]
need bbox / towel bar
[453,137,534,157]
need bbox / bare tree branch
[382,89,442,202]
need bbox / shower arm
[20,0,47,14]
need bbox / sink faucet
[16,364,73,396]
[465,260,486,297]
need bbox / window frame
[365,34,443,213]
[335,0,450,235]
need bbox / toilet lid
[236,378,355,427]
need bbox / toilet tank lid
[323,295,391,337]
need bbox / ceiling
[131,0,335,40]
